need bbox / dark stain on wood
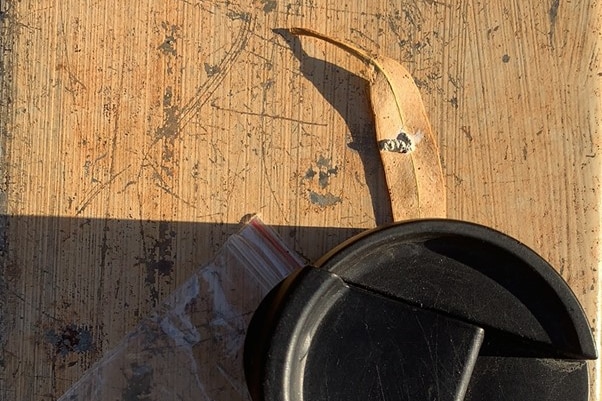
[156,86,180,141]
[158,35,177,56]
[139,222,176,303]
[309,191,342,207]
[548,0,560,46]
[261,0,277,13]
[45,324,94,356]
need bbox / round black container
[244,219,596,401]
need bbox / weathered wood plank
[0,0,599,399]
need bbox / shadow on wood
[274,29,393,225]
[0,214,365,399]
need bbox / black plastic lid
[244,219,597,401]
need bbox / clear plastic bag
[58,217,304,401]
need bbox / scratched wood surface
[0,0,600,400]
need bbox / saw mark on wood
[253,30,290,223]
[75,165,130,215]
[151,12,253,145]
[210,102,327,126]
[129,10,255,213]
[75,42,132,215]
[155,182,199,209]
[0,3,43,33]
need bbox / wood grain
[0,0,600,399]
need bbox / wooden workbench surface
[1,0,600,399]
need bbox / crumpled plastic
[58,217,305,401]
